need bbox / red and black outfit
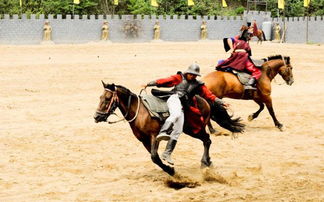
[150,72,217,134]
[217,35,261,80]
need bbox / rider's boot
[162,139,177,165]
[156,121,173,142]
[244,77,257,90]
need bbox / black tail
[210,103,245,133]
[262,30,266,41]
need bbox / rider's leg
[161,109,184,165]
[161,139,177,165]
[245,60,261,89]
[157,94,182,142]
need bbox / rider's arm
[227,38,234,52]
[147,74,182,87]
[199,85,226,106]
[199,85,216,102]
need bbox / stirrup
[156,133,170,142]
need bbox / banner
[114,0,118,6]
[151,0,158,7]
[278,0,285,9]
[304,0,310,7]
[188,0,194,6]
[74,0,80,4]
[222,0,227,8]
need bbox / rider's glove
[147,81,157,87]
[215,98,225,106]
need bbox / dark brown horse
[240,25,266,44]
[94,82,244,176]
[204,55,294,131]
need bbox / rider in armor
[218,29,261,90]
[143,63,226,165]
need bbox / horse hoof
[169,169,175,176]
[277,124,284,131]
[166,167,175,176]
[248,115,254,121]
[201,161,213,169]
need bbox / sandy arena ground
[0,41,323,201]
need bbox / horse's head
[94,81,119,123]
[278,56,294,86]
[240,25,248,32]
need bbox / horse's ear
[106,83,116,91]
[101,80,106,88]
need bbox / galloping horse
[94,82,244,176]
[204,55,294,131]
[240,25,266,44]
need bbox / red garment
[246,59,262,79]
[155,74,216,103]
[216,37,261,79]
[156,73,217,134]
[252,21,258,36]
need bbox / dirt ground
[0,40,323,201]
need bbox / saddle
[141,89,206,135]
[216,58,267,85]
[216,67,251,85]
[141,92,170,121]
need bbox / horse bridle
[95,88,117,116]
[96,87,140,123]
[279,55,290,75]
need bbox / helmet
[184,63,201,76]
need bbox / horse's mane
[115,84,137,96]
[267,55,290,64]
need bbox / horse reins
[273,55,288,85]
[99,87,140,124]
[280,55,289,72]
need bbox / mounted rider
[143,63,226,165]
[249,20,258,37]
[217,29,262,90]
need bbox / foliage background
[0,0,323,17]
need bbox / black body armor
[172,73,203,108]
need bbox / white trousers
[165,94,184,140]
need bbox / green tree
[0,0,323,17]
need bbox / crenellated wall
[0,11,323,44]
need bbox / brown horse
[93,82,244,176]
[240,25,266,44]
[204,55,294,131]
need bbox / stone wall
[0,11,323,44]
[272,16,324,43]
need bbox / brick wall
[0,12,322,44]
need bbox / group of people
[143,21,261,165]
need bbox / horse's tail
[262,30,266,41]
[210,103,245,133]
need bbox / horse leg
[150,136,175,176]
[197,131,212,168]
[207,120,217,134]
[248,100,265,121]
[264,97,283,130]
